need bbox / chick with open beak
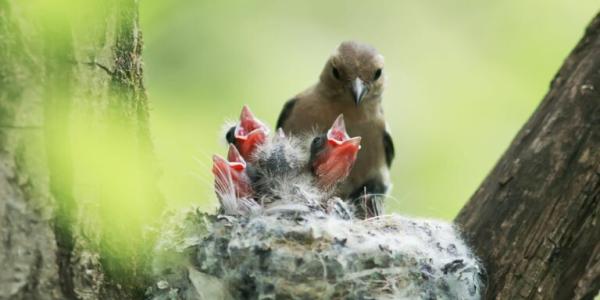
[226,105,269,161]
[212,145,255,214]
[310,114,362,190]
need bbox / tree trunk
[0,0,162,299]
[456,12,600,300]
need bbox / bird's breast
[281,96,390,198]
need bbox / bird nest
[147,107,485,300]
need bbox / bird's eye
[310,136,325,155]
[332,67,341,80]
[374,68,382,80]
[311,136,323,147]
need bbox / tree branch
[456,12,600,300]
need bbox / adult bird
[276,40,395,218]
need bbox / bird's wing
[382,130,395,167]
[276,98,298,129]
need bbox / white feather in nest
[148,110,485,300]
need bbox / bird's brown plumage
[277,41,394,217]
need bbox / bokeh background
[139,1,598,220]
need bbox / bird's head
[319,41,386,105]
[310,114,361,189]
[230,105,269,161]
[212,144,254,200]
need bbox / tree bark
[456,12,600,300]
[0,0,162,299]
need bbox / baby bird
[212,145,258,215]
[309,114,361,191]
[226,105,270,161]
[276,41,395,218]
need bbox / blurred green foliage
[139,1,598,219]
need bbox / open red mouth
[212,145,253,200]
[233,105,269,160]
[313,114,362,189]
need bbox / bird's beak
[327,114,349,143]
[212,146,246,183]
[226,144,246,170]
[351,78,367,105]
[313,135,361,189]
[235,129,267,161]
[239,105,269,135]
